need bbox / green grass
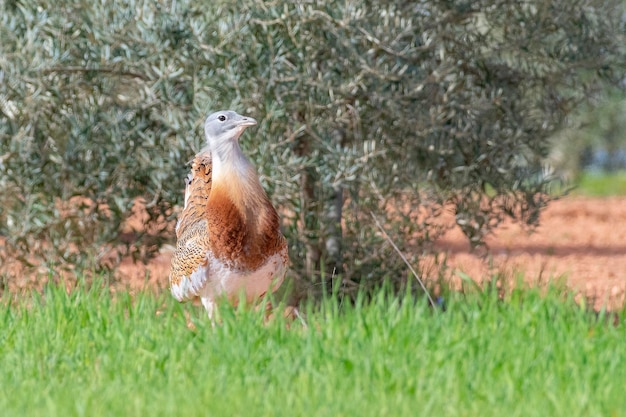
[574,170,626,196]
[1,280,625,417]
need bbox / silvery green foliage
[0,0,624,284]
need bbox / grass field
[575,170,626,196]
[1,279,624,417]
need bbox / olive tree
[1,0,624,287]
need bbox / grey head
[204,110,257,150]
[203,110,260,180]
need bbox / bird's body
[169,111,288,318]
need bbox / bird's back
[169,151,214,299]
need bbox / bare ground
[118,196,626,310]
[4,196,625,311]
[421,196,626,311]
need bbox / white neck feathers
[210,139,268,210]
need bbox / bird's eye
[218,115,226,122]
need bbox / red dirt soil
[421,196,626,311]
[112,195,626,310]
[4,196,625,311]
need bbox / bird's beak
[236,116,257,128]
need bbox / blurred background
[1,0,625,294]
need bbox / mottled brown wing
[169,152,213,300]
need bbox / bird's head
[204,110,257,152]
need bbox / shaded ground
[3,196,624,311]
[114,196,626,310]
[420,196,626,311]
